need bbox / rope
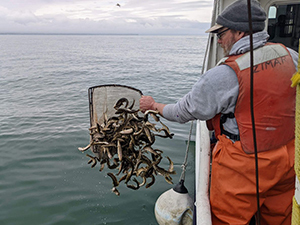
[291,40,300,225]
[179,120,194,182]
[247,0,261,223]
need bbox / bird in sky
[116,3,121,7]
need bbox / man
[140,0,299,224]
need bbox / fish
[86,154,97,168]
[112,187,120,196]
[126,178,140,190]
[115,108,139,114]
[164,175,173,185]
[118,174,127,183]
[107,172,119,187]
[139,178,147,188]
[153,163,176,176]
[78,97,176,195]
[114,97,129,109]
[143,146,159,156]
[166,156,175,173]
[146,174,155,188]
[99,159,106,171]
[119,128,134,135]
[117,139,123,161]
[78,141,93,152]
[107,159,119,169]
[128,99,135,109]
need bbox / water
[0,34,207,225]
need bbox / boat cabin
[196,0,300,224]
[267,2,300,52]
[202,0,299,74]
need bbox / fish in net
[78,84,176,195]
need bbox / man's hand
[139,95,166,116]
[139,95,155,112]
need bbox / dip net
[89,84,142,127]
[88,84,143,155]
[79,84,175,195]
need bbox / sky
[0,0,214,35]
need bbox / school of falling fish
[78,97,176,195]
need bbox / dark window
[268,4,300,52]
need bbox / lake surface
[0,34,207,225]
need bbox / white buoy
[154,180,194,225]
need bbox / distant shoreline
[0,33,139,36]
[0,33,207,36]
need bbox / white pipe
[195,120,212,225]
[295,176,300,205]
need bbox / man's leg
[210,136,258,225]
[260,147,295,225]
[210,136,295,225]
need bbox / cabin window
[267,3,300,52]
[268,6,277,19]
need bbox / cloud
[0,0,213,34]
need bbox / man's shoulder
[202,64,237,84]
[286,47,299,68]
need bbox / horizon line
[0,32,208,36]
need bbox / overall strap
[220,113,240,141]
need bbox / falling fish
[78,97,176,195]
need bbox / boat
[195,0,300,224]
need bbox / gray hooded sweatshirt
[163,31,299,136]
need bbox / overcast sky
[0,0,214,35]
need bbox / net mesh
[89,84,142,126]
